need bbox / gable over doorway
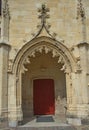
[33,79,55,115]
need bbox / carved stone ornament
[77,0,87,44]
[20,45,67,74]
[77,0,86,19]
[8,59,13,73]
[76,57,82,72]
[21,65,28,74]
[31,4,64,41]
[2,0,10,18]
[12,36,78,76]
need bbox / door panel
[33,79,55,115]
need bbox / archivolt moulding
[11,36,78,76]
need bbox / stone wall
[8,0,89,48]
[0,0,89,127]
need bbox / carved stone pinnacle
[38,4,50,24]
[77,0,86,19]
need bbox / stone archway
[12,36,77,74]
[21,50,67,122]
[9,36,79,125]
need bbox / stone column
[65,72,72,109]
[8,67,24,127]
[16,72,23,124]
[67,42,89,125]
[77,42,89,121]
[67,71,83,125]
[77,42,89,105]
[1,0,10,42]
[0,42,10,121]
[8,73,18,127]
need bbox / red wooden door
[33,79,55,115]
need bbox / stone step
[15,126,77,130]
[1,126,89,130]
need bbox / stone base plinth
[67,118,81,125]
[9,120,18,127]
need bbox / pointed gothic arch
[12,36,77,75]
[10,36,80,122]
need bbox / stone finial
[77,0,87,42]
[38,4,50,24]
[31,4,59,40]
